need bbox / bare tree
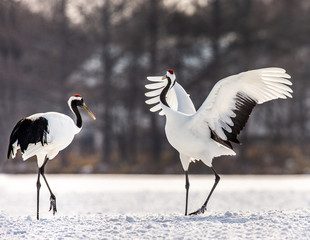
[148,0,162,164]
[0,0,22,167]
[101,0,113,165]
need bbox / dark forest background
[1,0,310,174]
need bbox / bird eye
[168,69,174,75]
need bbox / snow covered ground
[1,174,310,239]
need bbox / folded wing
[7,117,49,159]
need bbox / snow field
[1,174,310,239]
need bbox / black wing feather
[210,128,233,149]
[211,92,256,149]
[7,117,49,159]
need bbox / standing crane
[7,94,96,220]
[145,68,292,215]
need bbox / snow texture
[1,174,310,239]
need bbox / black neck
[71,101,82,128]
[160,77,172,107]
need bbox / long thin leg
[185,171,190,216]
[36,169,41,220]
[39,158,57,215]
[189,167,220,215]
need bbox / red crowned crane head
[68,94,96,120]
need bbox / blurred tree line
[1,0,310,174]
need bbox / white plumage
[16,112,81,167]
[7,94,96,220]
[145,68,293,215]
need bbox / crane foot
[49,194,57,215]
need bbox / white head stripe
[70,96,82,101]
[68,96,82,113]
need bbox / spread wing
[145,76,196,115]
[190,67,293,148]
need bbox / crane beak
[162,74,167,80]
[82,103,96,120]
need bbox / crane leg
[189,167,220,215]
[185,171,190,216]
[36,169,41,220]
[39,158,57,215]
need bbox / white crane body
[145,68,293,215]
[11,112,81,167]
